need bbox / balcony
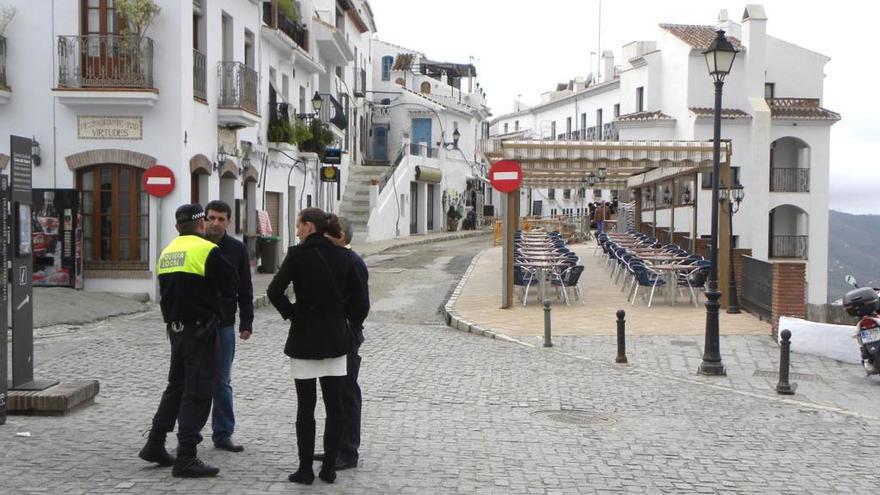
[261,1,309,53]
[603,122,619,141]
[0,35,9,103]
[55,35,157,106]
[313,18,354,65]
[770,167,809,192]
[217,62,260,128]
[316,92,348,131]
[770,235,808,259]
[353,68,367,97]
[193,49,207,101]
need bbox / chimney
[602,51,615,83]
[741,4,768,100]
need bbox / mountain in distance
[828,210,880,302]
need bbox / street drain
[752,369,821,382]
[530,409,616,426]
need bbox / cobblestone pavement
[2,237,879,494]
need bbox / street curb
[442,248,508,341]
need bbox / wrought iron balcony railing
[770,235,808,259]
[316,92,348,130]
[262,1,308,52]
[0,35,7,89]
[410,143,437,158]
[218,61,259,115]
[770,167,810,193]
[193,49,207,100]
[603,122,619,141]
[57,35,154,89]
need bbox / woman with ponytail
[267,208,369,484]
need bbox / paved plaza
[2,237,879,494]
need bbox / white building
[356,39,491,241]
[0,0,377,299]
[489,5,839,310]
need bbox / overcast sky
[368,0,880,215]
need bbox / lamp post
[724,183,745,313]
[699,29,737,376]
[311,91,323,115]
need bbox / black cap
[175,203,205,224]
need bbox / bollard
[615,309,628,364]
[543,300,553,347]
[775,329,797,395]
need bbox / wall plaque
[77,116,143,140]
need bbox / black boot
[289,420,315,484]
[319,418,341,483]
[172,444,219,478]
[138,432,175,467]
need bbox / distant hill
[828,210,880,302]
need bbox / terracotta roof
[616,110,674,122]
[767,98,841,121]
[689,107,751,119]
[392,53,415,71]
[659,24,743,50]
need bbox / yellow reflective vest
[157,235,217,277]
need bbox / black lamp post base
[697,361,727,376]
[726,305,741,314]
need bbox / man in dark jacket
[139,203,237,478]
[204,200,253,453]
[316,216,369,470]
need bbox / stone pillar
[770,261,807,337]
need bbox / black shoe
[138,441,175,467]
[288,467,315,484]
[313,452,326,462]
[335,456,358,471]
[318,466,336,484]
[214,437,244,453]
[172,457,220,478]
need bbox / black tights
[294,376,344,465]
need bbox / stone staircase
[338,163,390,241]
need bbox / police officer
[139,204,237,478]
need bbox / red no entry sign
[142,165,176,197]
[489,160,522,193]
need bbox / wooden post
[718,161,731,307]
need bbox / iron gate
[741,256,773,320]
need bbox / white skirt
[289,356,347,380]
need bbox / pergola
[481,138,734,309]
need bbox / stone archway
[65,149,156,171]
[241,164,259,183]
[189,153,213,175]
[217,158,239,179]
[770,136,811,192]
[769,204,809,259]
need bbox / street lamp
[723,182,745,314]
[453,128,461,149]
[311,91,323,114]
[698,29,737,376]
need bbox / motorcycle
[843,274,880,376]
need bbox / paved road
[2,236,879,494]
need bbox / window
[701,166,741,189]
[381,55,393,81]
[548,188,555,199]
[82,0,118,35]
[550,121,556,139]
[596,109,603,139]
[614,103,620,117]
[764,82,775,99]
[282,74,289,101]
[380,98,391,105]
[514,120,519,131]
[566,117,572,138]
[563,189,571,200]
[244,29,255,69]
[503,123,509,134]
[299,85,306,113]
[593,188,602,198]
[636,87,644,112]
[78,165,148,267]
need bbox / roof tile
[659,24,743,50]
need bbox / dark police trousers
[150,323,219,447]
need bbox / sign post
[142,165,175,302]
[10,135,57,391]
[489,160,523,309]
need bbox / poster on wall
[31,189,79,288]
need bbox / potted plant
[446,204,462,231]
[116,0,161,38]
[267,118,293,146]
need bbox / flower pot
[447,218,459,231]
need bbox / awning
[481,138,730,189]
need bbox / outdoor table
[648,263,694,305]
[640,254,689,263]
[517,261,565,303]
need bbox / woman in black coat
[267,208,369,484]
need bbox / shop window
[78,164,148,269]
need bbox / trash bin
[258,236,280,273]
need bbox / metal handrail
[262,1,308,52]
[193,49,206,100]
[770,235,808,259]
[378,146,407,194]
[57,34,154,88]
[770,167,810,192]
[218,61,259,115]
